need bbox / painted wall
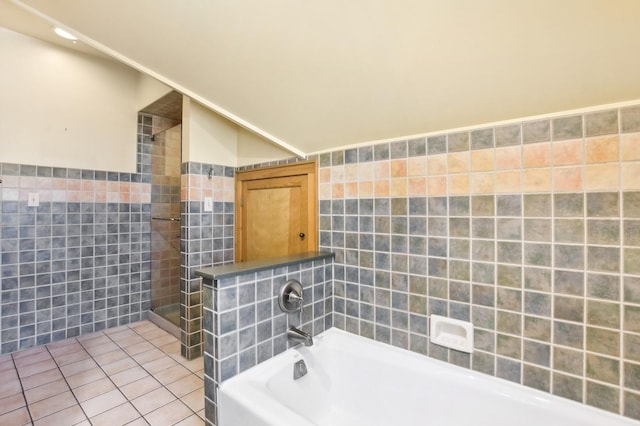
[0,27,168,172]
[319,101,640,420]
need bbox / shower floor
[153,303,180,327]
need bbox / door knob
[299,232,306,239]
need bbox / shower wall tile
[319,103,640,421]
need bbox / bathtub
[218,328,637,426]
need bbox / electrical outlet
[28,192,39,207]
[204,197,213,212]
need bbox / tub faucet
[287,326,313,346]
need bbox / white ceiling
[6,0,640,155]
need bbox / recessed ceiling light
[53,27,77,41]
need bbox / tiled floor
[0,321,205,426]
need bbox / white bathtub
[219,328,637,426]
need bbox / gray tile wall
[202,256,333,425]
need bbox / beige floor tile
[16,359,57,379]
[142,355,178,374]
[125,417,150,425]
[12,351,51,368]
[144,399,192,425]
[93,348,129,366]
[90,402,140,426]
[125,341,155,355]
[0,359,14,373]
[0,392,26,415]
[114,335,146,348]
[120,376,162,400]
[85,341,120,357]
[0,353,11,363]
[59,358,98,376]
[12,345,46,359]
[149,334,178,348]
[111,365,149,387]
[132,348,165,365]
[0,368,20,385]
[130,320,155,332]
[74,421,92,426]
[174,414,206,426]
[77,333,109,345]
[131,386,176,415]
[0,380,22,400]
[34,403,87,426]
[101,356,138,375]
[53,348,91,366]
[154,364,191,386]
[167,374,203,398]
[159,341,181,355]
[28,390,77,420]
[140,327,171,340]
[20,368,63,390]
[80,388,126,418]
[48,342,84,360]
[24,379,70,404]
[180,358,204,373]
[197,409,205,420]
[103,325,130,336]
[180,387,205,412]
[0,407,31,425]
[66,367,108,389]
[46,338,78,351]
[72,377,116,402]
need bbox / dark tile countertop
[195,251,334,281]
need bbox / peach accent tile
[34,404,87,426]
[359,181,374,197]
[331,165,344,182]
[622,162,640,190]
[522,168,552,192]
[36,177,52,189]
[1,175,20,187]
[0,407,30,425]
[144,399,192,425]
[81,191,95,202]
[212,176,224,189]
[447,152,470,173]
[52,178,67,190]
[428,154,447,175]
[95,192,107,202]
[29,391,77,420]
[408,157,427,176]
[81,389,127,418]
[119,182,131,193]
[120,376,162,401]
[523,143,551,168]
[390,178,407,196]
[584,163,619,190]
[344,164,358,181]
[188,175,202,188]
[345,182,358,198]
[554,167,583,192]
[428,176,447,195]
[81,180,94,191]
[24,379,70,404]
[166,374,203,399]
[585,135,619,163]
[553,139,583,166]
[471,172,494,194]
[448,174,469,195]
[390,159,407,178]
[359,163,374,180]
[132,386,176,415]
[408,177,427,196]
[471,149,494,172]
[374,161,390,179]
[72,377,116,403]
[68,179,82,190]
[374,180,389,197]
[90,402,140,426]
[495,146,522,170]
[318,183,331,199]
[331,183,344,199]
[188,189,200,201]
[621,133,640,161]
[68,191,82,202]
[0,392,25,416]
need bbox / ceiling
[5,0,640,155]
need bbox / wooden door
[235,161,317,262]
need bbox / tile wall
[201,255,334,424]
[319,104,640,420]
[180,162,235,359]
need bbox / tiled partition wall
[180,162,235,359]
[201,255,333,424]
[319,104,640,420]
[0,164,152,354]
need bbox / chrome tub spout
[287,326,313,346]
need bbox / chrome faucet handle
[278,279,304,313]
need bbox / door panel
[236,161,317,262]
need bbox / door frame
[235,160,318,262]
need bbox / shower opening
[140,91,183,335]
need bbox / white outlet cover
[204,197,213,212]
[28,192,40,207]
